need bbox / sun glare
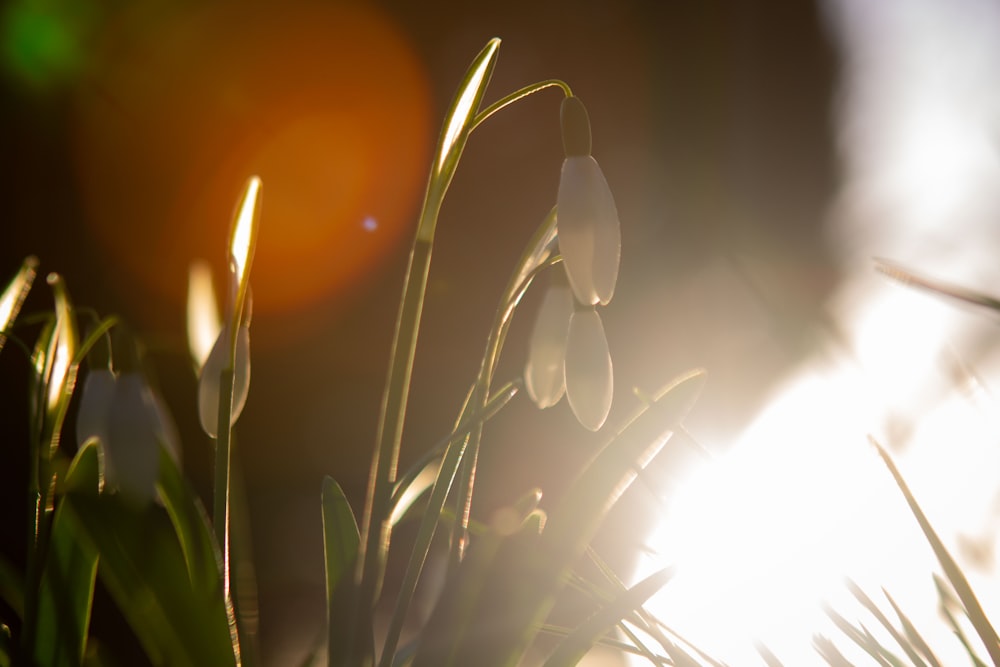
[632,1,1000,662]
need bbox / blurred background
[8,0,998,664]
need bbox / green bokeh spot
[2,3,81,89]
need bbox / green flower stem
[213,366,244,667]
[352,236,434,665]
[470,79,572,132]
[448,210,558,570]
[352,39,502,665]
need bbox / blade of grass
[322,476,361,667]
[32,443,99,667]
[23,275,78,659]
[871,437,1000,665]
[875,259,1000,316]
[0,256,38,356]
[824,604,896,667]
[847,579,928,667]
[814,634,855,667]
[378,430,473,667]
[755,641,786,667]
[537,624,670,664]
[64,493,237,666]
[934,574,989,667]
[541,567,673,667]
[156,445,223,593]
[389,380,519,521]
[580,546,723,667]
[881,587,942,667]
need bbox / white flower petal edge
[564,308,613,432]
[105,373,162,504]
[525,280,574,409]
[198,323,251,438]
[556,155,621,306]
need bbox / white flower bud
[197,323,251,438]
[75,368,116,450]
[525,278,573,409]
[556,155,621,306]
[105,373,162,504]
[564,307,613,431]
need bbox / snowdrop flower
[556,96,621,306]
[525,271,573,408]
[524,274,614,431]
[76,364,179,505]
[564,306,613,431]
[197,321,251,438]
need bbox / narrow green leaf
[64,493,236,666]
[322,476,362,667]
[933,574,989,667]
[322,476,360,604]
[156,445,223,592]
[542,566,672,667]
[60,441,101,497]
[756,641,786,667]
[814,634,855,667]
[875,259,1000,316]
[0,255,38,356]
[872,438,1000,665]
[33,498,98,667]
[847,579,928,667]
[882,587,942,667]
[824,604,899,667]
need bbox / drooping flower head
[556,96,621,307]
[524,270,573,409]
[76,330,180,505]
[564,305,613,431]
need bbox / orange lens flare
[73,2,430,326]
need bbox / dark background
[0,1,839,663]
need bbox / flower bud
[564,307,613,431]
[197,323,251,438]
[105,373,162,504]
[525,275,573,409]
[76,367,116,450]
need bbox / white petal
[556,156,621,306]
[76,368,116,449]
[106,373,161,504]
[525,281,573,409]
[198,324,251,438]
[565,308,613,431]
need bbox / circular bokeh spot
[73,1,430,320]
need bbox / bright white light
[362,216,378,232]
[634,1,1000,663]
